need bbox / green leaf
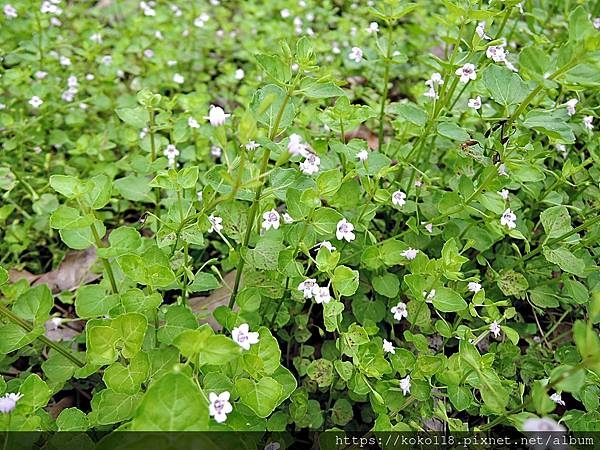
[103,352,149,395]
[302,81,346,99]
[332,265,359,297]
[112,313,148,359]
[157,304,198,344]
[90,388,141,425]
[97,226,142,258]
[75,285,119,319]
[197,335,243,366]
[114,175,153,202]
[323,300,344,332]
[49,175,85,199]
[437,122,470,141]
[312,208,343,237]
[56,408,89,431]
[49,205,93,230]
[13,284,53,324]
[83,174,112,210]
[497,270,529,297]
[432,288,467,312]
[540,206,574,239]
[86,324,119,366]
[131,372,209,430]
[188,272,221,293]
[236,376,283,418]
[0,266,7,285]
[372,273,400,298]
[482,65,529,106]
[246,327,281,375]
[255,54,292,84]
[250,84,295,130]
[116,106,147,128]
[543,247,585,276]
[18,374,52,412]
[523,109,575,144]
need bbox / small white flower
[299,153,321,175]
[583,115,594,130]
[194,13,209,27]
[476,21,491,40]
[280,8,290,18]
[204,105,231,127]
[28,96,43,108]
[565,98,578,116]
[262,209,280,231]
[90,32,102,43]
[139,1,155,16]
[486,45,507,63]
[426,72,443,86]
[188,117,200,129]
[336,218,355,242]
[231,323,260,350]
[594,17,600,30]
[391,190,406,207]
[455,63,477,83]
[0,392,23,413]
[86,73,95,81]
[208,391,233,423]
[316,241,336,252]
[314,286,331,304]
[245,141,260,151]
[356,150,369,161]
[144,49,154,59]
[4,4,17,18]
[401,248,419,260]
[35,71,48,79]
[154,30,164,40]
[331,42,341,54]
[167,60,177,67]
[282,212,293,224]
[424,223,433,233]
[208,214,223,233]
[59,56,71,66]
[67,75,78,88]
[489,321,501,338]
[383,339,395,354]
[197,191,203,202]
[467,282,482,293]
[298,278,318,299]
[163,144,179,160]
[101,55,112,65]
[550,392,565,406]
[235,68,245,80]
[400,375,411,395]
[0,103,5,110]
[391,302,408,321]
[423,86,438,99]
[287,133,309,157]
[423,289,436,300]
[366,22,379,34]
[468,96,482,110]
[498,189,509,200]
[173,73,184,84]
[500,208,517,229]
[522,417,565,432]
[498,164,508,177]
[348,46,363,63]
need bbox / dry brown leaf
[345,125,379,150]
[189,271,238,331]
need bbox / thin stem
[90,222,118,294]
[0,304,85,368]
[378,22,394,151]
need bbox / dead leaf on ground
[345,125,379,150]
[9,248,99,293]
[189,271,238,331]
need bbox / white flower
[468,96,482,110]
[173,73,184,84]
[498,163,508,177]
[139,1,155,16]
[356,150,369,161]
[208,392,232,423]
[235,68,245,80]
[489,321,501,338]
[0,103,5,110]
[476,21,491,40]
[211,146,222,157]
[486,45,507,63]
[101,55,112,65]
[139,128,148,139]
[0,392,23,413]
[144,49,154,58]
[500,208,517,229]
[348,46,363,63]
[86,73,95,81]
[336,219,355,242]
[583,115,594,130]
[262,209,280,231]
[424,223,433,233]
[41,1,62,14]
[423,86,438,99]
[331,42,341,54]
[188,117,200,128]
[163,144,179,160]
[4,4,17,18]
[282,212,293,224]
[498,189,509,200]
[28,96,43,108]
[167,60,177,67]
[59,56,71,66]
[565,98,578,116]
[401,248,419,260]
[245,141,260,151]
[383,339,395,354]
[280,8,290,18]
[317,241,336,252]
[197,191,203,202]
[90,32,102,43]
[208,214,223,233]
[287,133,309,156]
[550,392,565,406]
[204,105,231,127]
[522,417,565,432]
[298,279,318,299]
[594,18,600,30]
[455,63,477,83]
[264,443,280,450]
[67,75,78,88]
[425,72,443,87]
[299,153,321,175]
[231,323,259,350]
[314,286,331,304]
[391,302,408,321]
[391,190,406,207]
[194,13,209,27]
[423,289,436,300]
[366,22,379,34]
[400,375,411,395]
[35,71,47,79]
[467,282,481,293]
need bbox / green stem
[228,79,297,309]
[90,222,118,294]
[378,22,394,151]
[0,304,85,368]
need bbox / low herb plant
[0,0,599,443]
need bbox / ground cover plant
[0,0,599,446]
